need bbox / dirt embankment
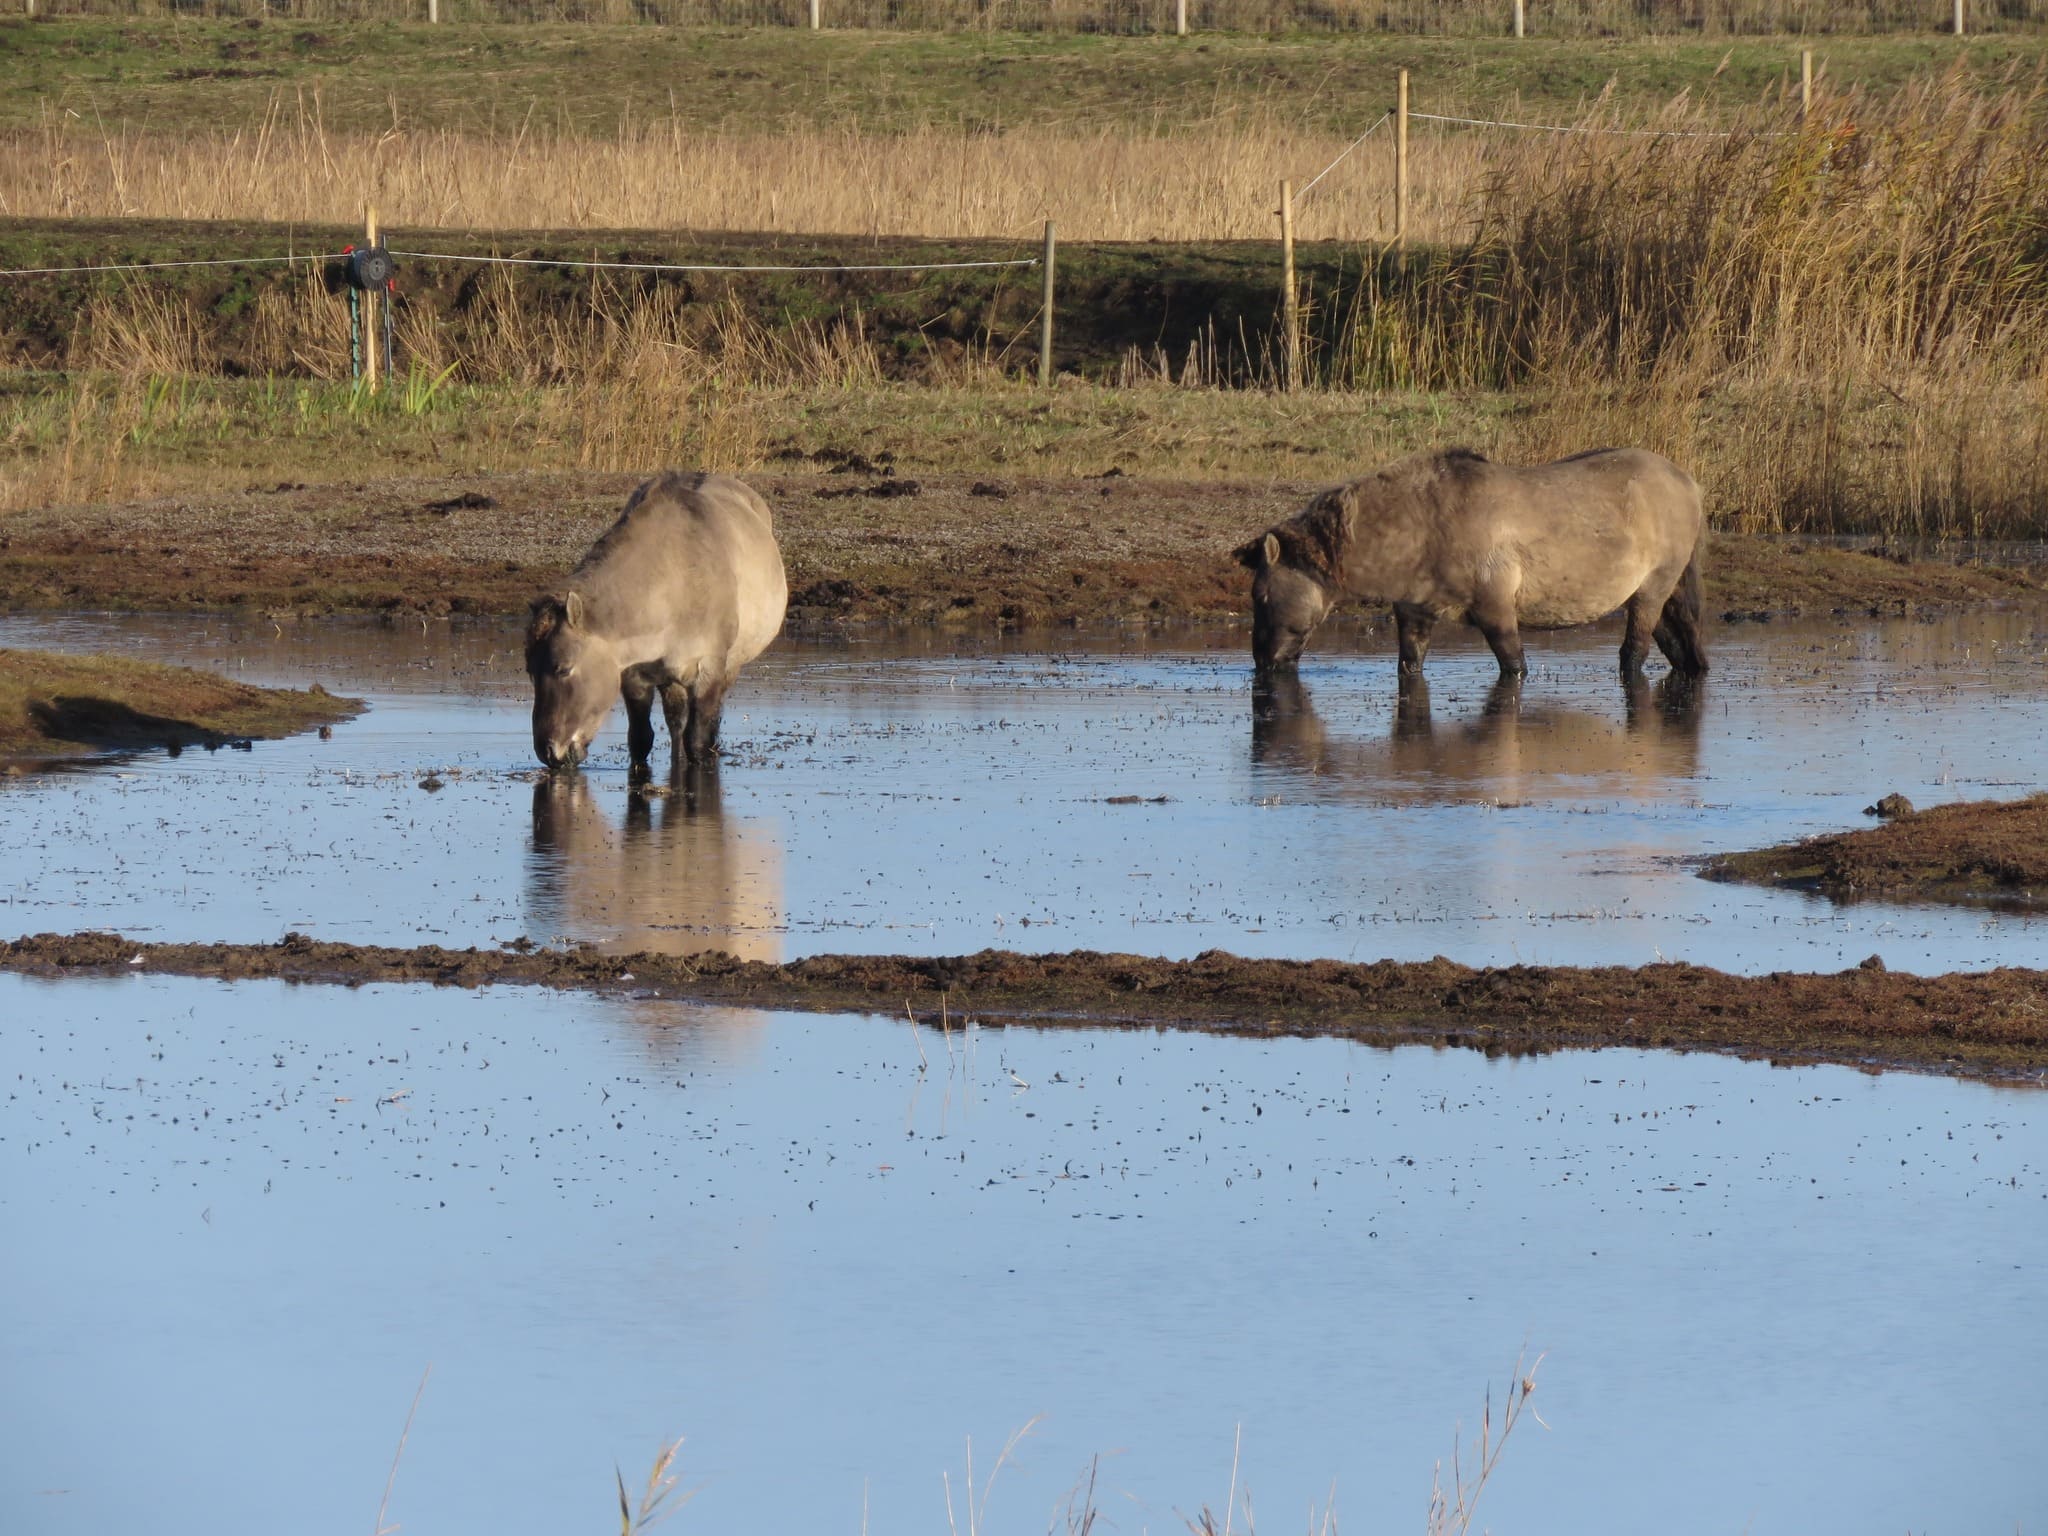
[1704,794,2048,907]
[3,469,2041,626]
[6,931,2046,1081]
[0,647,360,764]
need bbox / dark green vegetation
[0,16,2037,135]
[0,219,1292,381]
[0,646,361,761]
[5,929,2045,1080]
[1704,794,2048,906]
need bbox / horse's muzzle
[537,739,585,771]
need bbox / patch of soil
[3,933,2044,1081]
[0,648,361,765]
[1703,794,2048,907]
[0,471,2040,627]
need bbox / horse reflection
[1252,670,1703,802]
[527,768,783,962]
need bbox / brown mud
[2,470,2041,627]
[6,931,2045,1082]
[1704,794,2048,908]
[0,647,361,764]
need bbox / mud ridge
[1703,793,2048,907]
[6,932,2046,1081]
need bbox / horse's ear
[1234,533,1272,570]
[563,591,586,629]
[526,596,564,646]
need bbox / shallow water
[2,974,2041,1535]
[2,609,2046,973]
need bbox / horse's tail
[1656,525,1709,677]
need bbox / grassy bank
[0,646,361,761]
[2,18,2036,139]
[13,359,2048,550]
[10,25,2048,545]
[1704,793,2048,906]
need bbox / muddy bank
[2,470,2041,627]
[1704,794,2048,908]
[5,932,2044,1080]
[0,647,360,764]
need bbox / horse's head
[1235,531,1331,675]
[525,591,619,770]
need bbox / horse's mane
[1258,448,1488,578]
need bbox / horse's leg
[1619,593,1659,679]
[1394,603,1437,677]
[1653,602,1708,677]
[1393,672,1433,738]
[658,681,691,767]
[683,676,729,765]
[621,672,657,782]
[1467,601,1527,679]
[1653,539,1709,677]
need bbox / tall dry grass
[15,0,2045,33]
[0,95,1505,243]
[1304,71,2048,533]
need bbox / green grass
[0,16,2039,136]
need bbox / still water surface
[3,611,2046,1533]
[1,610,2045,972]
[2,974,2041,1534]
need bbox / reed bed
[0,104,1502,244]
[17,0,2045,34]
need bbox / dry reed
[0,98,1508,244]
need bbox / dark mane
[572,471,715,576]
[1266,448,1490,577]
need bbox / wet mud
[2,471,2041,625]
[6,931,2044,1081]
[0,646,361,764]
[1705,793,2048,908]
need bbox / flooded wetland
[3,607,2046,1532]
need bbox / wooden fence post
[428,0,439,21]
[1280,181,1299,391]
[1513,0,1524,39]
[1800,49,1812,118]
[364,206,382,396]
[1394,69,1410,252]
[1954,0,1965,35]
[810,0,820,29]
[1038,220,1056,389]
[1176,0,1187,37]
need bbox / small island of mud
[1703,794,2048,907]
[3,932,2045,1081]
[0,648,362,766]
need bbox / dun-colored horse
[1235,447,1708,681]
[527,471,787,774]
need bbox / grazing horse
[527,471,787,774]
[1234,447,1708,682]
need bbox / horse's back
[1463,449,1701,627]
[579,471,788,672]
